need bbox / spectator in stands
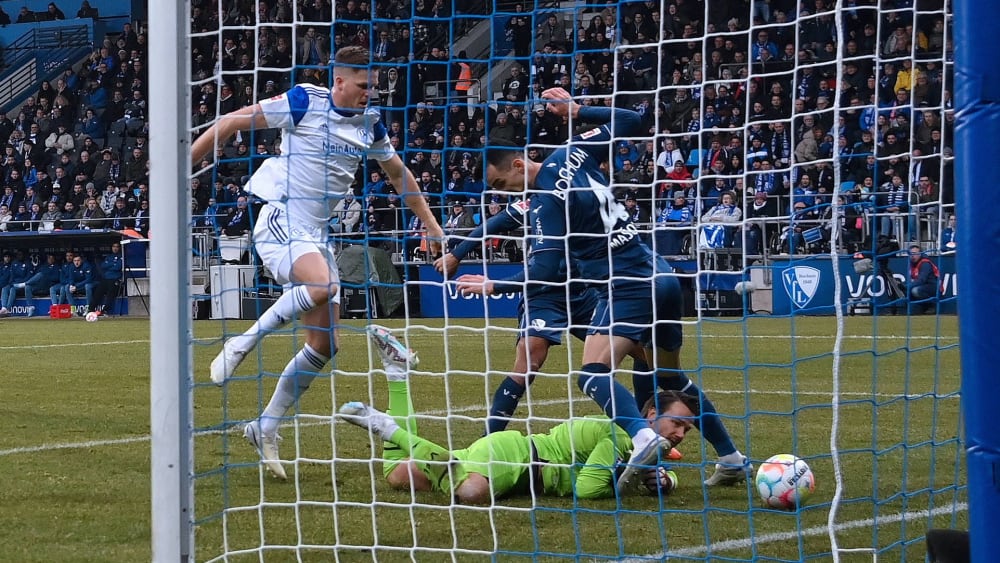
[0,204,10,231]
[133,198,149,237]
[221,196,252,237]
[40,201,61,231]
[444,200,476,251]
[331,192,362,234]
[89,241,123,316]
[76,197,105,229]
[0,6,10,26]
[16,7,35,24]
[43,3,66,21]
[86,3,115,25]
[45,124,75,160]
[59,200,78,229]
[125,148,147,186]
[106,197,131,231]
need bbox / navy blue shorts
[587,257,683,352]
[518,286,601,345]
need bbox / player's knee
[303,282,338,305]
[455,474,491,505]
[387,461,431,491]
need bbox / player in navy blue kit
[477,88,749,492]
[437,200,664,442]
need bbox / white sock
[384,365,407,382]
[718,451,746,465]
[260,343,330,436]
[229,285,319,353]
[631,427,659,455]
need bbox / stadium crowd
[0,0,955,263]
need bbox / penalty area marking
[613,502,968,562]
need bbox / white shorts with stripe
[253,203,341,304]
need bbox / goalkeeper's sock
[387,428,466,493]
[578,362,647,438]
[260,343,329,436]
[229,285,319,353]
[486,377,526,434]
[383,379,417,477]
[631,357,654,412]
[658,372,737,457]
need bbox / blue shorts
[518,286,601,345]
[588,257,683,352]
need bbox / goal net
[150,0,973,560]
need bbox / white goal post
[149,0,194,561]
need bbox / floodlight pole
[148,0,194,561]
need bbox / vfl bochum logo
[782,266,821,308]
[356,127,371,142]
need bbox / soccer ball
[754,454,816,509]
[85,311,100,322]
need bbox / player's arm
[380,155,444,254]
[541,87,643,138]
[191,104,269,164]
[574,436,619,499]
[434,206,523,277]
[455,197,564,296]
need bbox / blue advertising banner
[771,254,957,315]
[418,264,522,318]
[3,298,128,318]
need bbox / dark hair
[485,136,523,169]
[641,390,701,418]
[334,45,370,69]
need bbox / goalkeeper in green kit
[339,326,699,504]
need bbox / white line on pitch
[614,502,968,562]
[0,333,960,351]
[0,383,957,457]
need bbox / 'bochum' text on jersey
[248,84,394,227]
[528,106,650,283]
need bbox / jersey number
[594,188,629,233]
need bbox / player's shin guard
[658,372,737,457]
[260,343,330,436]
[384,380,417,477]
[578,363,647,438]
[486,375,535,434]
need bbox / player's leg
[210,208,331,384]
[243,247,340,478]
[487,335,548,434]
[339,402,458,494]
[647,268,750,485]
[366,324,421,478]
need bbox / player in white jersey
[191,46,443,479]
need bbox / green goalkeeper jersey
[530,416,634,499]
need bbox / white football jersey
[246,84,394,226]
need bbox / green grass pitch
[0,315,965,562]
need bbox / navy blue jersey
[453,198,587,300]
[528,106,653,283]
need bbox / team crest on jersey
[512,199,531,214]
[579,127,602,139]
[356,127,371,142]
[782,266,820,308]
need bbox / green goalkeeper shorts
[452,430,531,497]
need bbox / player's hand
[455,274,494,296]
[425,224,445,257]
[541,87,575,117]
[434,253,460,278]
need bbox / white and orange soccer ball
[85,311,100,322]
[754,454,816,509]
